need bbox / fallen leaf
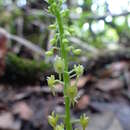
[76,95,90,110]
[13,102,33,120]
[75,112,123,130]
[71,75,92,88]
[95,79,123,92]
[0,112,21,130]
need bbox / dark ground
[0,58,130,130]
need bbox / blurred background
[0,0,130,130]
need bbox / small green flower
[66,85,78,106]
[55,124,64,130]
[47,75,56,95]
[80,114,89,130]
[47,1,89,130]
[48,112,59,128]
[47,75,55,87]
[45,51,53,56]
[73,49,81,55]
[74,65,84,77]
[54,56,65,74]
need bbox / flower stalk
[46,1,89,130]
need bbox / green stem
[59,74,62,81]
[71,119,80,124]
[70,74,77,79]
[56,10,72,130]
[55,80,64,85]
[69,69,74,74]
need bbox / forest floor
[0,59,130,130]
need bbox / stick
[69,37,99,54]
[0,28,45,57]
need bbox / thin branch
[69,37,99,54]
[70,11,130,20]
[86,11,130,21]
[27,9,55,18]
[25,8,130,21]
[0,27,45,57]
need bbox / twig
[0,27,45,57]
[12,86,63,102]
[85,11,130,21]
[24,7,130,22]
[69,37,99,54]
[70,11,130,20]
[28,9,55,18]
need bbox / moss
[2,52,52,84]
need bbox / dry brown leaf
[71,75,92,88]
[0,112,21,130]
[76,95,90,110]
[13,102,33,120]
[95,79,123,92]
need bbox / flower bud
[49,3,58,15]
[66,46,74,52]
[61,9,70,17]
[50,38,57,45]
[59,0,63,6]
[48,24,56,30]
[63,38,69,44]
[45,51,53,56]
[73,49,81,55]
[48,112,59,128]
[48,6,52,13]
[65,30,71,36]
[69,27,75,34]
[54,56,65,74]
[48,0,54,4]
[48,6,54,14]
[74,65,84,77]
[52,3,58,13]
[80,114,89,130]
